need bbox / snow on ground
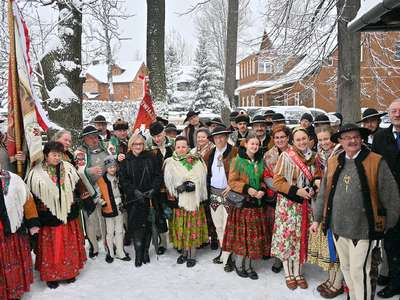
[25,242,354,300]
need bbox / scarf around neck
[172,151,201,171]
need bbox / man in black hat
[250,115,271,155]
[146,121,174,255]
[271,113,286,128]
[93,115,112,142]
[75,125,110,258]
[357,108,387,146]
[264,110,275,133]
[229,111,239,131]
[204,126,237,272]
[183,110,204,148]
[108,119,129,161]
[165,123,181,139]
[229,114,250,147]
[372,99,400,298]
[312,123,400,300]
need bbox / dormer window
[258,61,273,74]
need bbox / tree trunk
[106,30,114,101]
[336,0,361,123]
[224,0,239,108]
[146,0,166,103]
[40,1,83,141]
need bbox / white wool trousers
[105,214,125,258]
[334,236,373,300]
[210,197,230,264]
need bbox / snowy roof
[176,65,195,83]
[85,60,144,83]
[348,0,400,32]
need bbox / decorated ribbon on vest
[287,148,313,265]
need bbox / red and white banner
[133,76,156,130]
[7,1,51,164]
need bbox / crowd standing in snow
[0,100,400,300]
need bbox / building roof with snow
[85,60,144,83]
[348,0,400,32]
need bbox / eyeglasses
[132,143,144,146]
[388,109,400,114]
[339,135,361,141]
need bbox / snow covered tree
[191,30,223,113]
[39,0,83,139]
[165,45,182,104]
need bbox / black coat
[372,125,400,188]
[118,151,162,233]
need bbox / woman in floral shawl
[164,136,208,267]
[272,127,321,290]
[308,126,344,298]
[190,128,214,157]
[263,124,291,273]
[223,133,269,280]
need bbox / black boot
[132,229,145,267]
[47,281,59,289]
[143,226,152,264]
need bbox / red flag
[133,76,156,130]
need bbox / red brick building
[236,31,400,112]
[83,61,148,101]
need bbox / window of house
[395,41,400,60]
[251,95,255,106]
[258,61,273,74]
[246,96,249,106]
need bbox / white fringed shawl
[163,157,208,212]
[27,161,80,224]
[3,172,29,233]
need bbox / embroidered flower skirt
[222,207,269,259]
[0,229,33,300]
[36,218,87,282]
[308,224,340,271]
[169,206,208,250]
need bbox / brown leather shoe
[295,275,308,289]
[285,276,297,290]
[317,280,331,292]
[320,286,344,299]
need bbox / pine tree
[191,30,223,113]
[165,45,182,104]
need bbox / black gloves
[82,198,96,215]
[176,181,196,194]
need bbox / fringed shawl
[2,171,29,234]
[164,154,208,212]
[233,156,264,190]
[274,147,316,188]
[27,161,80,224]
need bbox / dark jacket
[118,151,162,233]
[372,125,400,188]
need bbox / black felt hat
[80,125,99,138]
[149,121,164,136]
[93,115,108,123]
[314,114,330,125]
[250,115,269,125]
[210,126,232,138]
[113,119,129,131]
[331,123,370,143]
[165,123,181,134]
[207,117,225,127]
[184,110,200,123]
[264,110,276,117]
[356,108,387,123]
[272,113,286,123]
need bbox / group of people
[0,100,400,300]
